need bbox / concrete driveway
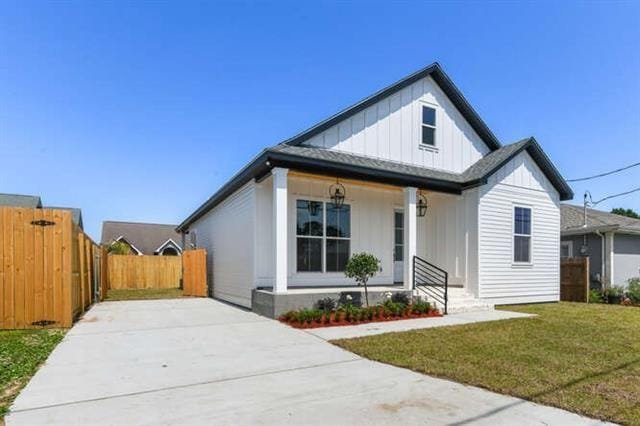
[7,298,608,425]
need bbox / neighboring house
[177,62,573,316]
[561,204,640,288]
[0,193,84,229]
[101,221,183,255]
[0,193,42,208]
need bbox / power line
[592,187,640,205]
[567,161,640,182]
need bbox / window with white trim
[513,206,532,263]
[421,105,436,146]
[560,241,572,258]
[296,200,351,272]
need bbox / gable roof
[282,62,502,151]
[561,204,640,235]
[101,221,183,255]
[0,193,42,208]
[177,137,572,231]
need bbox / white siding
[302,76,490,173]
[613,234,640,286]
[478,151,561,303]
[189,182,256,307]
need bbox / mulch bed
[281,311,443,329]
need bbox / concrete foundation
[252,287,412,318]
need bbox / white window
[296,200,351,272]
[421,105,436,146]
[513,206,532,263]
[560,241,573,258]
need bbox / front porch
[251,167,485,317]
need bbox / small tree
[107,241,132,255]
[345,252,381,307]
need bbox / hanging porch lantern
[329,178,346,209]
[417,192,428,217]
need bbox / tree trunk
[363,279,369,307]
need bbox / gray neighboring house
[561,204,640,288]
[101,221,183,255]
[0,193,84,230]
[0,193,42,208]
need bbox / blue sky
[1,1,639,240]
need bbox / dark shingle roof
[0,193,42,208]
[269,144,464,183]
[101,221,183,255]
[178,138,572,231]
[561,204,640,234]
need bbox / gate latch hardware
[31,220,56,227]
[31,320,56,327]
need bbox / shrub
[345,253,381,307]
[391,292,410,305]
[315,297,337,313]
[412,299,432,314]
[588,289,604,304]
[107,241,132,255]
[282,310,300,323]
[627,278,640,304]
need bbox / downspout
[595,230,606,289]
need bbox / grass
[334,302,640,425]
[104,288,184,301]
[0,329,65,420]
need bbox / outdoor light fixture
[329,178,346,209]
[417,192,428,217]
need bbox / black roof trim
[462,137,574,201]
[281,62,501,151]
[177,137,573,231]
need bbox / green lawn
[104,288,184,301]
[334,303,640,425]
[0,329,65,420]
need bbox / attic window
[421,106,436,146]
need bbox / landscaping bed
[0,329,65,421]
[280,295,441,329]
[334,302,640,425]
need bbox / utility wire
[592,187,640,205]
[567,161,640,182]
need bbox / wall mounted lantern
[329,178,346,209]
[417,192,428,217]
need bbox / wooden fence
[0,207,101,329]
[183,249,207,297]
[561,257,590,302]
[107,255,182,290]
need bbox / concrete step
[414,287,494,314]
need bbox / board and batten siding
[301,76,490,174]
[188,181,256,307]
[478,151,561,303]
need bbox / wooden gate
[0,207,99,329]
[107,255,182,290]
[561,257,589,302]
[183,249,207,297]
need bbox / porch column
[272,167,289,293]
[403,187,417,290]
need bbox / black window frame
[295,199,351,273]
[420,105,437,146]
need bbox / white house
[177,63,573,317]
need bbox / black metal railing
[413,255,448,314]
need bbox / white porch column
[403,187,418,290]
[272,167,289,293]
